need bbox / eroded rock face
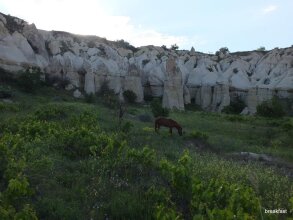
[162,57,184,110]
[0,12,292,111]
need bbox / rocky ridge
[0,12,292,113]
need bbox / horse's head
[178,127,183,136]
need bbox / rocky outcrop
[0,12,292,112]
[162,57,184,110]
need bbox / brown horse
[155,117,182,136]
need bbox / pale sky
[0,0,292,53]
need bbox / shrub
[215,47,229,56]
[257,97,285,118]
[161,45,167,50]
[185,103,202,112]
[143,94,153,102]
[170,44,179,50]
[222,97,246,114]
[115,39,138,52]
[0,85,13,98]
[123,90,137,103]
[256,46,266,51]
[155,151,262,219]
[87,40,96,48]
[17,67,43,93]
[0,67,14,83]
[150,98,169,117]
[45,74,70,89]
[84,93,96,103]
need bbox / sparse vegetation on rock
[170,44,179,50]
[256,46,266,51]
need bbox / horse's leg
[169,127,172,135]
[155,123,160,133]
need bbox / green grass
[0,84,292,219]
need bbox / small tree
[150,98,169,117]
[256,97,285,118]
[161,45,167,50]
[222,97,246,114]
[123,90,137,104]
[17,67,43,93]
[215,47,229,56]
[256,46,266,51]
[170,44,179,50]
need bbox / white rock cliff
[0,12,292,113]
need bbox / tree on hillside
[256,46,266,51]
[170,44,179,50]
[215,47,229,56]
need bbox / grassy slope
[0,86,292,219]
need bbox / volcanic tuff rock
[0,12,292,113]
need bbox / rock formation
[0,12,292,113]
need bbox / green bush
[0,67,14,83]
[170,44,179,50]
[143,94,153,102]
[222,97,246,114]
[150,98,169,117]
[0,85,13,98]
[216,47,229,55]
[17,67,43,93]
[84,93,96,103]
[123,90,137,103]
[45,74,70,89]
[185,103,202,112]
[155,151,262,219]
[257,97,285,118]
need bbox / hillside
[0,80,292,218]
[0,12,293,113]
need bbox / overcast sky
[0,0,292,53]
